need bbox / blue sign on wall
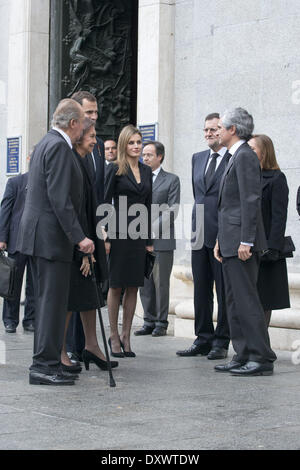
[7,137,21,175]
[138,123,158,144]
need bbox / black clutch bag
[261,236,295,263]
[0,250,17,299]
[144,251,156,279]
[279,235,295,259]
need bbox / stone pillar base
[135,265,300,351]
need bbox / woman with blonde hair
[248,134,290,326]
[104,124,153,357]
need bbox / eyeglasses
[203,128,218,133]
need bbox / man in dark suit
[66,91,106,361]
[16,99,95,385]
[0,172,34,333]
[104,139,118,164]
[135,141,180,337]
[214,107,277,376]
[176,113,230,359]
[71,91,105,205]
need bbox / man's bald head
[52,99,84,130]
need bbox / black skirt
[257,258,290,311]
[68,258,104,311]
[109,238,146,288]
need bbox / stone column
[137,0,175,172]
[6,0,50,172]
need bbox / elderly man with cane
[17,99,94,386]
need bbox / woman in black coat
[61,118,118,373]
[248,134,290,326]
[104,125,153,357]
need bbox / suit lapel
[127,161,143,189]
[218,154,236,205]
[153,168,166,191]
[204,151,230,193]
[193,151,210,194]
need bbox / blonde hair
[252,134,280,170]
[116,125,142,176]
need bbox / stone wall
[0,0,49,197]
[173,0,300,270]
[0,0,10,198]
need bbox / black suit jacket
[261,169,288,251]
[16,129,85,262]
[87,136,105,205]
[104,161,153,245]
[192,149,229,248]
[218,142,267,257]
[0,173,28,254]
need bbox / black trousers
[66,312,85,357]
[222,253,277,363]
[29,256,71,374]
[191,245,230,349]
[2,252,35,328]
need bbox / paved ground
[0,304,300,451]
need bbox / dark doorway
[49,0,139,141]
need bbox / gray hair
[51,98,82,129]
[75,117,95,146]
[221,107,254,141]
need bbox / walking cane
[88,254,116,388]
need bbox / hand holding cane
[87,254,116,387]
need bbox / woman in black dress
[104,125,153,357]
[248,134,290,326]
[61,118,118,372]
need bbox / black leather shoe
[134,325,154,336]
[5,324,16,333]
[230,361,274,376]
[62,363,82,373]
[214,360,245,372]
[207,347,228,360]
[23,323,35,332]
[61,372,79,380]
[29,371,75,385]
[152,327,167,337]
[176,343,211,357]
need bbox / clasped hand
[80,255,96,277]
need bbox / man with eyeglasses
[176,113,230,359]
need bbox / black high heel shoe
[82,349,119,371]
[108,338,124,358]
[120,340,136,358]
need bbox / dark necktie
[205,153,218,188]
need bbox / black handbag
[0,250,17,299]
[279,235,295,258]
[144,251,156,279]
[261,235,295,263]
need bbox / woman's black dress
[257,169,290,310]
[104,161,153,288]
[68,151,107,311]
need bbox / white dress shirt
[152,165,162,183]
[52,127,72,149]
[228,139,246,158]
[205,146,228,173]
